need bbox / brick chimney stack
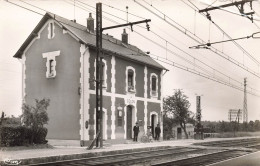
[122,29,128,45]
[87,13,94,33]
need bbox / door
[151,114,155,138]
[177,127,182,139]
[102,111,106,140]
[127,106,132,139]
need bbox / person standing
[155,124,161,141]
[133,122,139,142]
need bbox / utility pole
[195,95,203,140]
[95,2,150,148]
[96,2,102,148]
[243,78,248,123]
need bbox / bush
[0,126,48,147]
[0,126,26,146]
[33,127,48,144]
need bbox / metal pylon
[243,78,248,123]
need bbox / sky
[0,0,260,121]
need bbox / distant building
[228,109,242,122]
[172,123,194,139]
[13,12,167,146]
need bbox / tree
[22,98,50,128]
[248,120,254,132]
[163,89,193,139]
[254,120,260,131]
[21,98,50,143]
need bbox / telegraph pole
[96,2,102,148]
[195,95,203,139]
[95,2,150,148]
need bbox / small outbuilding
[172,123,195,139]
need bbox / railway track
[153,150,250,166]
[30,147,216,166]
[26,138,260,166]
[194,138,260,147]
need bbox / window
[49,59,54,75]
[126,66,136,93]
[152,76,156,91]
[128,69,134,92]
[50,23,53,37]
[94,59,107,89]
[101,61,106,88]
[118,110,123,126]
[42,51,60,78]
[150,73,158,97]
[48,22,55,39]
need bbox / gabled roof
[14,12,167,71]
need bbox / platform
[1,136,259,165]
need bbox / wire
[206,0,218,9]
[148,54,260,97]
[191,34,254,47]
[70,1,260,93]
[102,2,146,20]
[185,0,260,66]
[137,0,260,75]
[6,0,260,96]
[180,0,260,78]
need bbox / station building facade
[14,12,167,146]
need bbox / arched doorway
[126,105,132,139]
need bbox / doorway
[102,111,106,140]
[126,105,132,139]
[151,114,157,138]
[177,127,182,139]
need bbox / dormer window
[126,66,136,93]
[150,73,158,97]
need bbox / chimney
[122,29,128,44]
[87,13,94,33]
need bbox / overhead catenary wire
[134,0,260,79]
[141,0,260,68]
[136,1,260,81]
[179,0,260,79]
[148,54,260,98]
[19,0,260,93]
[185,0,260,66]
[66,0,260,94]
[5,0,260,96]
[100,1,248,85]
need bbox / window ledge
[127,90,136,94]
[47,73,55,79]
[151,95,158,99]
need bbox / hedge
[0,126,48,147]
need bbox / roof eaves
[86,44,167,71]
[13,13,51,59]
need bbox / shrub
[0,126,26,146]
[33,127,48,144]
[0,126,48,147]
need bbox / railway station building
[13,12,167,146]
